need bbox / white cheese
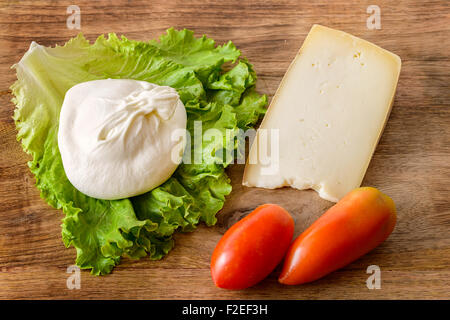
[58,79,187,200]
[242,24,401,202]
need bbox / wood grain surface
[0,0,449,300]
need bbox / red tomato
[279,187,396,285]
[211,204,294,290]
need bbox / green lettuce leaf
[11,29,266,275]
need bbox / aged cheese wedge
[242,24,401,202]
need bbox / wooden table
[0,0,449,299]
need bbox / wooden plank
[0,0,449,299]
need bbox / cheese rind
[242,24,401,202]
